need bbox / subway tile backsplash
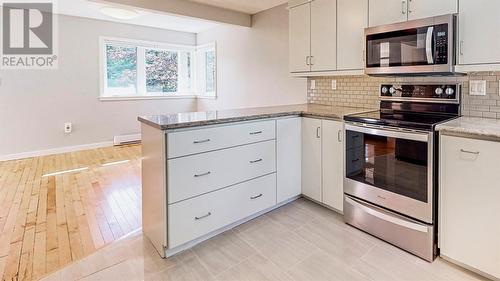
[307,71,500,118]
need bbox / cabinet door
[321,120,344,212]
[440,135,500,279]
[407,0,457,20]
[369,0,407,27]
[337,0,368,70]
[301,118,322,201]
[289,3,311,72]
[310,0,336,71]
[277,118,302,203]
[458,0,500,65]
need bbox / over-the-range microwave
[364,14,459,76]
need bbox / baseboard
[113,133,141,145]
[0,141,114,161]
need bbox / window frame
[100,36,206,100]
[195,42,217,98]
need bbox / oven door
[344,123,433,223]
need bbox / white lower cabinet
[302,118,323,201]
[301,117,344,211]
[321,120,344,212]
[440,135,500,279]
[168,140,276,203]
[277,118,302,203]
[168,174,277,248]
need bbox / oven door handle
[345,123,429,142]
[425,26,434,64]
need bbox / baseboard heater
[113,134,141,146]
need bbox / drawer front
[168,174,277,248]
[168,140,276,204]
[167,120,276,158]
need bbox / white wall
[0,15,197,157]
[196,4,307,111]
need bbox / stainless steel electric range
[343,83,460,262]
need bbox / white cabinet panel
[168,174,276,248]
[337,0,368,70]
[277,118,302,203]
[407,0,457,20]
[301,118,322,201]
[167,120,275,159]
[168,140,276,204]
[289,3,311,72]
[369,0,408,27]
[458,0,500,65]
[310,0,337,71]
[321,120,344,212]
[440,135,500,279]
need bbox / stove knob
[445,87,455,96]
[381,86,389,95]
[389,87,397,95]
[435,87,444,96]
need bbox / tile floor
[40,198,486,281]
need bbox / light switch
[310,80,316,90]
[469,80,486,96]
[331,80,337,90]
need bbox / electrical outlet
[469,80,486,96]
[64,122,72,134]
[310,80,316,90]
[331,80,337,90]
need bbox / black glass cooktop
[344,110,458,131]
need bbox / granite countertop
[138,104,374,130]
[436,116,500,140]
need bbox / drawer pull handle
[250,194,263,200]
[460,149,479,155]
[193,139,210,144]
[194,171,211,177]
[250,159,263,164]
[250,131,263,135]
[195,212,212,220]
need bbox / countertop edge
[138,111,350,131]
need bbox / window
[101,38,216,99]
[196,43,217,97]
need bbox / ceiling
[56,0,219,33]
[189,0,288,14]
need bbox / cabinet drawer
[168,174,277,248]
[168,140,276,204]
[167,120,276,158]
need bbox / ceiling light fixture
[99,6,140,20]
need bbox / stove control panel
[380,84,460,103]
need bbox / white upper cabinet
[337,0,368,70]
[407,0,457,20]
[289,3,311,72]
[369,0,408,27]
[369,0,457,27]
[301,118,322,202]
[289,0,337,73]
[321,120,344,212]
[310,0,337,71]
[458,0,500,65]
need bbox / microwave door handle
[425,26,434,64]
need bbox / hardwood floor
[0,145,142,281]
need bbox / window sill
[99,95,198,101]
